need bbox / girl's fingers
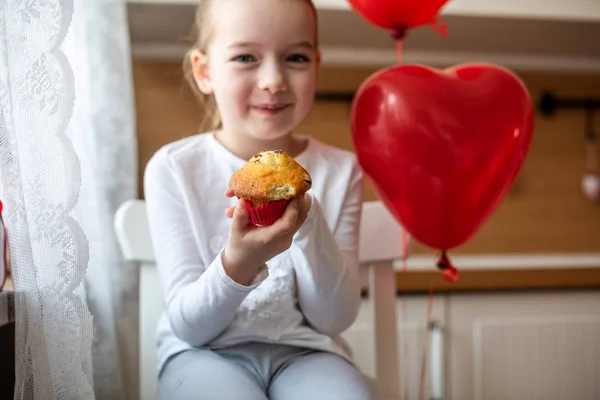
[295,194,310,230]
[230,198,250,233]
[304,193,312,211]
[250,199,299,243]
[224,206,235,218]
[224,188,235,198]
[243,198,305,244]
[266,198,300,238]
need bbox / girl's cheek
[224,70,252,90]
[295,72,316,95]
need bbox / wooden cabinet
[448,290,600,400]
[343,290,600,400]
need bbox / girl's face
[192,0,319,141]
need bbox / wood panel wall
[132,60,600,254]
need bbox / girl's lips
[252,104,291,115]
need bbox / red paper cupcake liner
[244,198,291,226]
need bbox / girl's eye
[286,54,310,63]
[232,54,255,63]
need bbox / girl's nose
[257,64,287,94]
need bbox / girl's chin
[246,126,295,141]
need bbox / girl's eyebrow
[289,41,314,49]
[228,41,259,49]
[228,41,314,50]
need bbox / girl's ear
[190,49,213,94]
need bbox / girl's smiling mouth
[251,103,291,115]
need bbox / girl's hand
[221,191,310,285]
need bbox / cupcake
[229,149,312,226]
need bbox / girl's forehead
[209,0,316,47]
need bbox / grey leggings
[158,342,376,400]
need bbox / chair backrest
[113,198,407,400]
[359,201,408,263]
[115,199,407,266]
[114,199,154,263]
[114,199,160,400]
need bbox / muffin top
[229,149,312,206]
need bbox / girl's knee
[270,352,376,400]
[158,349,267,400]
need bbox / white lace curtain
[0,0,138,398]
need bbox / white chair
[114,199,408,400]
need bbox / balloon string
[400,228,409,400]
[396,40,403,65]
[396,48,406,400]
[418,282,435,400]
[391,25,407,65]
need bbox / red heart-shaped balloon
[347,0,448,30]
[351,63,534,251]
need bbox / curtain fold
[0,0,138,398]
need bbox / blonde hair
[183,0,318,133]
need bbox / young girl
[144,0,376,398]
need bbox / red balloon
[347,0,448,30]
[350,64,534,251]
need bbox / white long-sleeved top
[144,132,364,374]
